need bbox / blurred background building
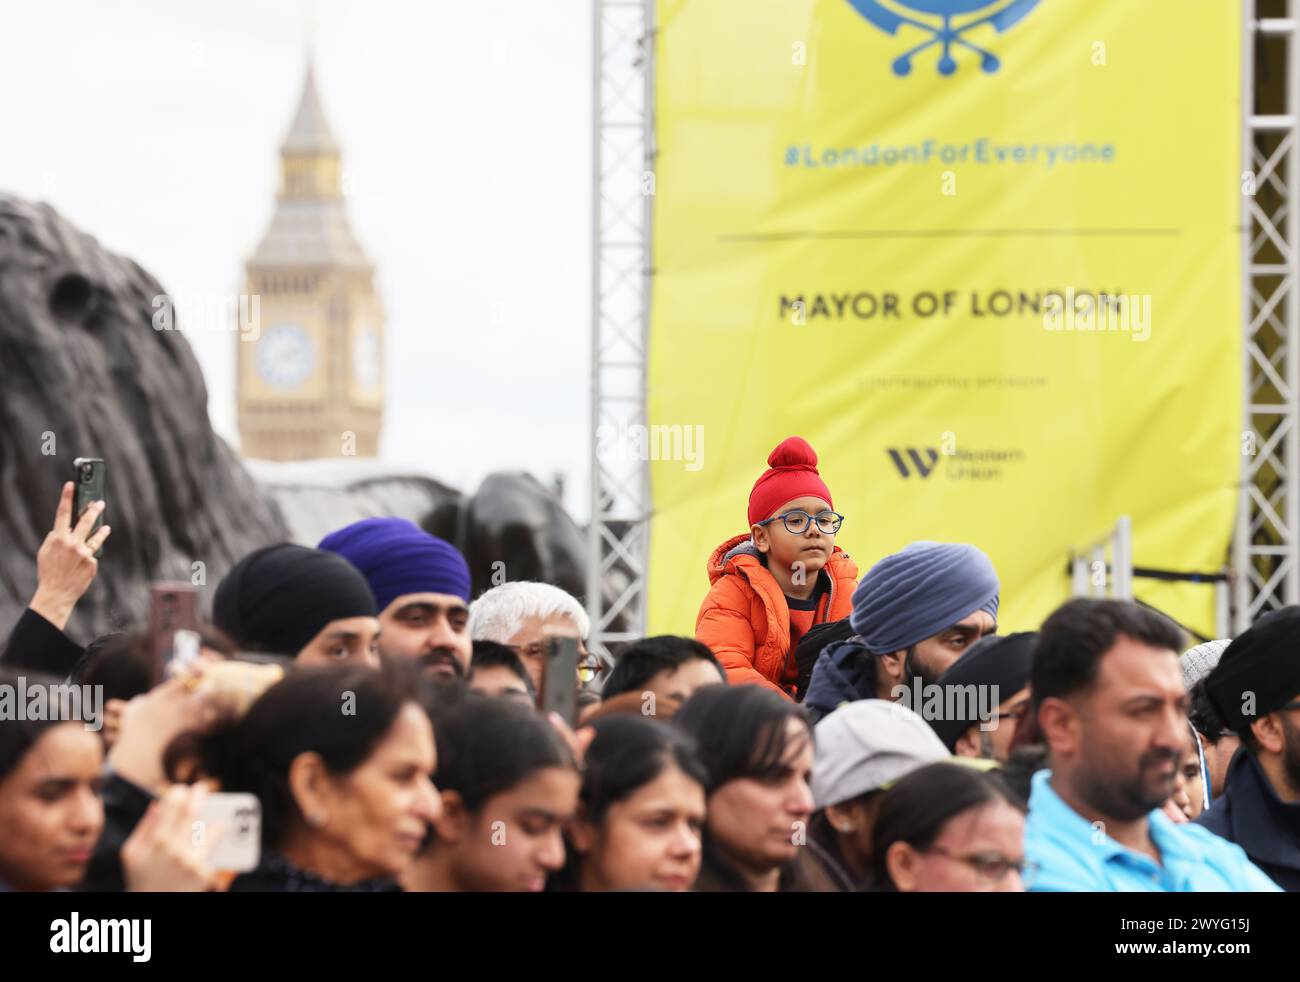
[238,56,385,460]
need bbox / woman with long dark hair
[188,661,441,891]
[674,685,836,891]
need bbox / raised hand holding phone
[148,582,199,685]
[28,479,112,631]
[538,630,581,726]
[536,624,597,762]
[122,784,228,892]
[73,457,106,558]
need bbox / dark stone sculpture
[0,195,605,644]
[440,472,587,600]
[0,195,287,641]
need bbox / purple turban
[319,517,472,612]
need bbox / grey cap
[811,699,950,809]
[1181,639,1231,690]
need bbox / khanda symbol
[845,0,1041,76]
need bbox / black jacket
[229,853,402,892]
[1,607,85,678]
[793,617,856,701]
[1196,748,1300,891]
[692,847,841,893]
[79,771,155,892]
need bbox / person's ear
[953,726,981,759]
[751,523,771,554]
[287,751,333,829]
[885,840,920,892]
[824,801,856,836]
[1250,713,1286,756]
[877,650,906,689]
[1036,697,1077,756]
[431,789,468,844]
[567,803,597,854]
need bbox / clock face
[256,323,315,390]
[352,324,380,391]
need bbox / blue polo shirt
[1025,770,1280,892]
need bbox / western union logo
[888,446,1027,480]
[887,447,940,478]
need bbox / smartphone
[540,636,580,726]
[171,629,201,670]
[72,457,106,558]
[196,792,262,874]
[148,583,198,684]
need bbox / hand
[122,784,224,892]
[101,698,127,750]
[187,659,284,718]
[108,677,220,794]
[28,481,111,631]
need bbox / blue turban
[849,542,1000,654]
[319,517,472,611]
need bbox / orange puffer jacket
[695,533,858,700]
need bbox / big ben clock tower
[238,55,384,460]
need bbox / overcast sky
[1,0,593,516]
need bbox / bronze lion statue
[0,195,606,644]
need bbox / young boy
[696,436,858,699]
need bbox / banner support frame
[1235,1,1300,629]
[587,0,655,657]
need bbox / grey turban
[849,542,1000,655]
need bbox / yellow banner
[648,0,1243,640]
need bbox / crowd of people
[1,436,1298,893]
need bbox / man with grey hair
[469,581,595,692]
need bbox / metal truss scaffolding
[1235,2,1300,630]
[587,0,654,657]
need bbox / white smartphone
[196,792,262,874]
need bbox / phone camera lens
[80,464,93,482]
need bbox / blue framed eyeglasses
[755,509,844,535]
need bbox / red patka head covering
[747,436,834,527]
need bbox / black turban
[213,544,378,658]
[1204,606,1300,736]
[926,632,1036,752]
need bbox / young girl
[559,715,708,892]
[0,670,104,891]
[405,694,580,892]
